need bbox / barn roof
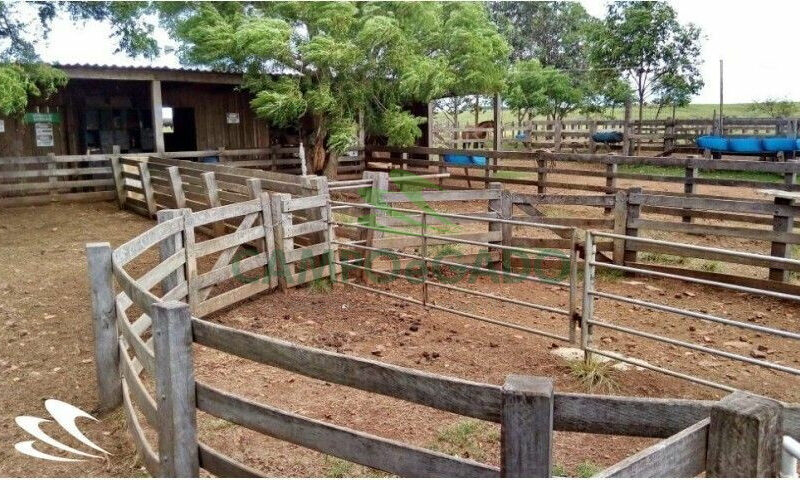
[54,63,245,85]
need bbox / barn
[0,64,278,157]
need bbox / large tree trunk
[311,115,327,174]
[474,95,480,126]
[637,95,645,156]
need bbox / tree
[489,2,596,70]
[653,73,702,119]
[162,2,509,173]
[588,2,703,128]
[0,2,159,116]
[750,97,798,118]
[505,59,588,121]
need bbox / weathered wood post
[270,192,293,291]
[706,391,783,477]
[622,99,632,157]
[536,152,547,195]
[501,375,553,477]
[488,182,510,270]
[110,145,125,208]
[86,242,122,412]
[180,208,198,310]
[604,159,618,215]
[138,161,156,218]
[623,187,642,266]
[767,191,796,282]
[47,152,58,201]
[201,172,225,237]
[588,121,597,154]
[152,301,199,478]
[157,209,186,296]
[361,171,389,284]
[553,121,563,152]
[167,166,186,209]
[612,190,629,265]
[683,158,699,223]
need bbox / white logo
[14,399,109,462]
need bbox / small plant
[430,419,499,462]
[700,261,720,272]
[639,252,686,265]
[593,267,624,281]
[325,457,354,478]
[431,244,464,258]
[569,357,619,392]
[552,464,568,477]
[308,278,332,294]
[576,461,601,477]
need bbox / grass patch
[325,457,354,478]
[429,419,500,463]
[552,464,568,477]
[700,261,720,272]
[576,461,602,478]
[639,252,687,265]
[569,357,619,393]
[594,266,624,281]
[618,164,786,183]
[493,169,532,180]
[430,244,464,258]
[308,277,332,293]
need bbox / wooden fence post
[138,161,156,218]
[153,301,199,478]
[157,209,186,296]
[201,171,224,237]
[270,192,293,291]
[706,391,783,478]
[361,171,389,283]
[683,160,699,223]
[588,121,597,154]
[110,145,125,208]
[622,99,632,157]
[180,209,198,310]
[623,187,642,266]
[86,242,122,412]
[167,166,186,209]
[501,375,553,477]
[553,121,562,152]
[47,152,58,201]
[488,182,510,269]
[536,154,547,195]
[612,190,629,265]
[604,160,618,214]
[769,193,795,282]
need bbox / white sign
[35,123,54,147]
[0,120,5,133]
[226,112,240,124]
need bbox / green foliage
[164,2,509,172]
[430,419,499,463]
[569,357,619,392]
[576,461,601,478]
[505,59,587,120]
[750,97,798,118]
[308,278,332,294]
[0,63,67,116]
[588,1,704,122]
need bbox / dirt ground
[1,200,798,477]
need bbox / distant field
[440,102,788,126]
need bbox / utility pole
[719,59,724,135]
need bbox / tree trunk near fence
[474,95,480,126]
[312,115,328,174]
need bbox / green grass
[700,261,720,273]
[569,357,619,393]
[308,277,333,293]
[438,102,784,126]
[639,252,687,266]
[430,244,464,258]
[618,164,787,184]
[429,419,500,463]
[576,461,602,478]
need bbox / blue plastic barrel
[728,137,763,154]
[443,154,471,165]
[696,135,729,152]
[471,156,487,166]
[762,137,797,152]
[199,156,219,163]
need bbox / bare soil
[1,200,798,477]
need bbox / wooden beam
[151,80,165,154]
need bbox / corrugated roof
[53,62,242,75]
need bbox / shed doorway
[163,107,197,152]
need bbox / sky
[35,0,800,104]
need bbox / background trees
[587,1,703,126]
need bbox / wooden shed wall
[161,82,270,151]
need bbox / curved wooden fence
[87,196,800,477]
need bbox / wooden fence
[0,152,117,207]
[88,217,800,476]
[435,116,800,155]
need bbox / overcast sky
[38,1,799,104]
